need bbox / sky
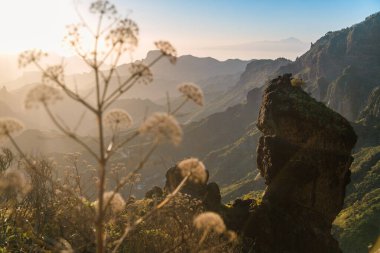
[0,0,379,60]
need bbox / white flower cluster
[18,49,47,68]
[104,109,133,131]
[154,41,177,64]
[139,113,182,146]
[193,211,226,234]
[177,158,207,184]
[0,168,32,201]
[42,65,65,85]
[178,82,204,106]
[90,0,117,17]
[0,118,24,138]
[25,84,63,109]
[129,61,153,84]
[94,191,126,214]
[106,19,139,50]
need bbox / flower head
[25,84,63,109]
[104,109,133,131]
[57,238,74,253]
[106,19,139,50]
[0,118,24,138]
[177,158,207,184]
[64,23,83,48]
[0,168,32,201]
[90,0,117,17]
[94,191,126,214]
[43,65,65,85]
[178,83,204,106]
[193,212,226,234]
[18,49,47,68]
[139,113,182,145]
[129,61,153,84]
[154,41,177,64]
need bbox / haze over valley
[0,1,379,252]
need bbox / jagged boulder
[204,182,222,211]
[245,74,357,253]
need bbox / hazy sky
[0,0,379,60]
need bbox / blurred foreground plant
[0,0,210,252]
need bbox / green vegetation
[334,146,380,253]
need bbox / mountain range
[199,37,310,60]
[0,11,380,253]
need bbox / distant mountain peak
[281,37,303,43]
[145,50,162,61]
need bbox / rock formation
[244,74,357,253]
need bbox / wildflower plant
[154,41,177,64]
[193,211,238,250]
[0,168,32,202]
[24,84,63,109]
[178,82,204,106]
[139,113,183,146]
[104,109,133,133]
[193,212,226,234]
[1,0,207,252]
[177,158,208,184]
[0,118,24,139]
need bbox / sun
[0,0,77,54]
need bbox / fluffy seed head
[18,49,47,68]
[177,158,207,184]
[90,0,117,17]
[139,113,182,145]
[0,118,24,138]
[94,191,126,214]
[106,18,139,50]
[104,109,133,131]
[178,82,204,106]
[129,61,153,84]
[154,41,177,64]
[25,84,63,109]
[43,65,65,85]
[193,212,226,234]
[64,23,82,48]
[57,238,74,253]
[0,168,32,201]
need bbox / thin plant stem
[171,98,189,115]
[43,103,99,161]
[103,141,158,212]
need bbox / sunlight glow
[0,0,77,54]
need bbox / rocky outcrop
[236,58,292,90]
[244,74,357,253]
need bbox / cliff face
[236,58,292,89]
[246,74,357,252]
[277,12,380,121]
[358,86,380,126]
